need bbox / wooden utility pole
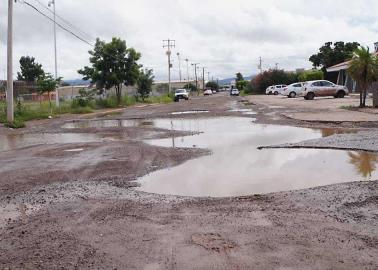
[191,63,199,95]
[7,0,14,122]
[163,39,175,94]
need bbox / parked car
[230,88,240,96]
[281,82,304,98]
[302,80,349,100]
[204,89,213,96]
[174,89,189,102]
[265,86,274,95]
[266,85,287,95]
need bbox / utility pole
[202,67,206,91]
[207,71,210,82]
[48,0,59,107]
[258,56,262,74]
[163,39,175,93]
[7,0,14,122]
[191,63,199,95]
[177,53,182,82]
[185,58,189,81]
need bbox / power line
[32,0,95,42]
[20,1,94,47]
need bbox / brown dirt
[0,93,377,269]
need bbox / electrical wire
[20,0,95,47]
[32,0,95,42]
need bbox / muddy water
[62,119,155,129]
[136,117,378,197]
[0,133,106,152]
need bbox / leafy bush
[205,81,219,90]
[73,89,95,107]
[4,119,26,128]
[298,69,324,82]
[183,83,197,92]
[95,96,119,108]
[251,69,299,94]
[71,106,93,114]
[121,95,137,106]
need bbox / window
[312,81,322,87]
[294,83,301,87]
[321,81,333,87]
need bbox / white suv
[302,80,348,100]
[282,82,304,98]
[174,89,189,102]
[266,85,287,95]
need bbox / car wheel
[289,92,296,98]
[306,92,315,100]
[274,91,279,95]
[337,91,345,98]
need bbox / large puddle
[62,119,155,129]
[0,133,107,152]
[136,117,378,197]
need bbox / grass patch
[70,106,94,114]
[340,105,359,111]
[4,119,26,128]
[144,95,173,104]
[0,94,173,128]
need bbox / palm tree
[347,47,378,108]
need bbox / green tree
[78,37,141,105]
[37,73,60,113]
[298,69,324,82]
[251,69,298,94]
[347,47,378,108]
[183,83,197,92]
[309,41,360,79]
[205,81,219,90]
[236,72,244,82]
[17,56,45,81]
[137,69,154,101]
[236,80,249,91]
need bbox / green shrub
[4,119,26,128]
[71,106,93,114]
[145,95,173,104]
[121,95,137,106]
[298,69,324,82]
[95,96,119,108]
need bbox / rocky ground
[0,93,377,269]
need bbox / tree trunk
[48,92,52,115]
[116,85,121,105]
[363,88,368,108]
[359,90,363,108]
[373,83,378,108]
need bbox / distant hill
[63,79,90,86]
[218,75,255,86]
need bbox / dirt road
[0,93,377,269]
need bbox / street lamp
[177,53,182,82]
[48,0,59,107]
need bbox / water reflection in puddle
[0,133,105,152]
[62,119,155,129]
[171,110,209,115]
[136,117,378,197]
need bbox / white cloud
[0,0,377,81]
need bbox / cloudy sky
[1,0,378,81]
